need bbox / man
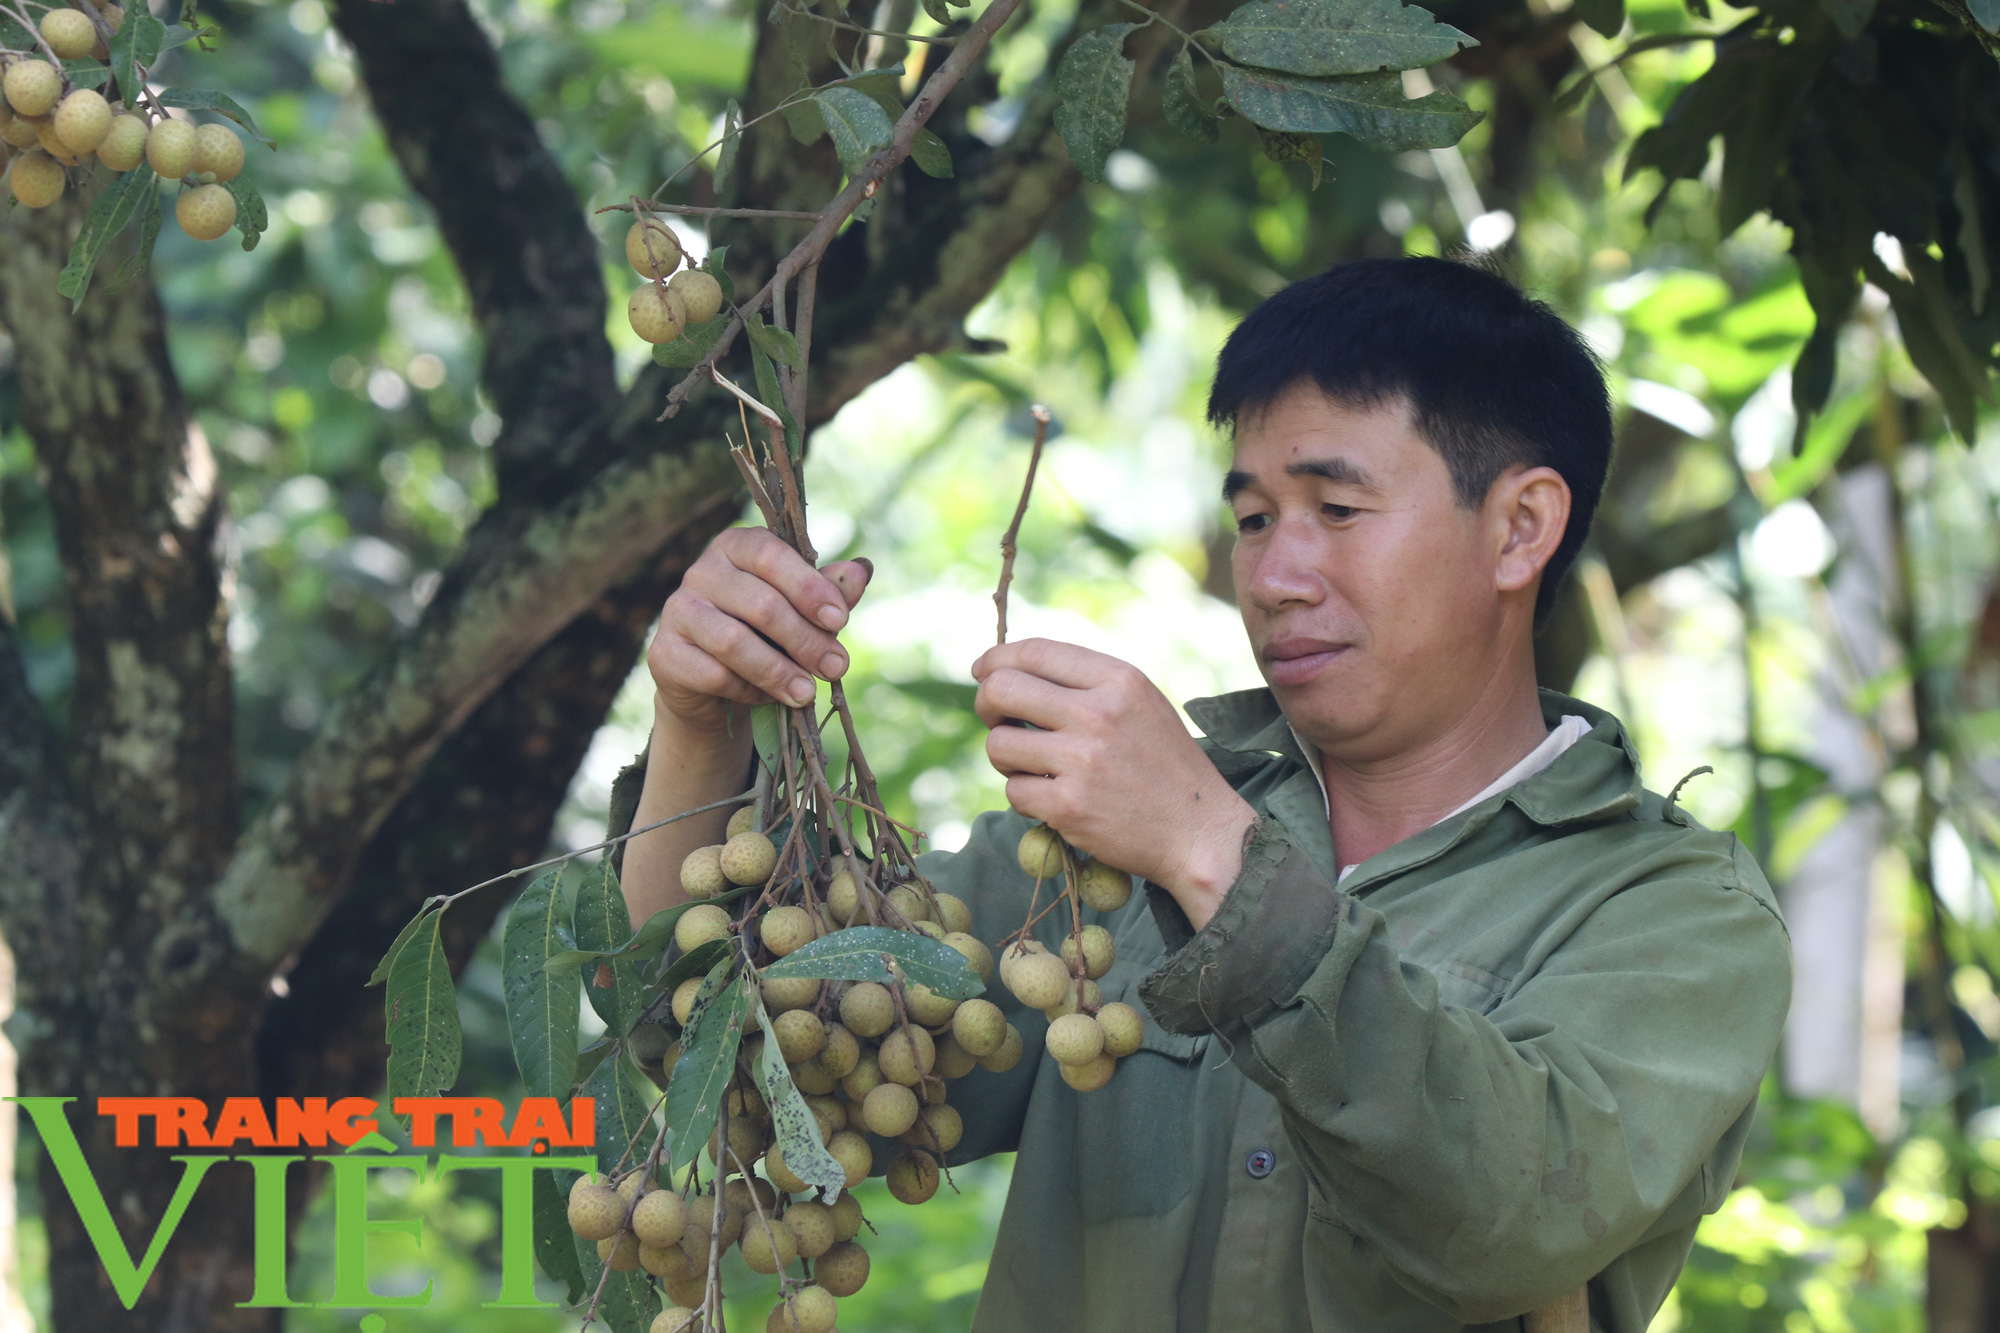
[623,257,1792,1331]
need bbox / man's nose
[1241,524,1327,611]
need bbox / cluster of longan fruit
[621,215,725,345]
[1001,826,1141,1091]
[567,1165,861,1333]
[1,5,244,239]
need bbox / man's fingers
[679,597,817,706]
[823,557,873,610]
[650,636,776,708]
[709,565,849,681]
[971,637,1125,689]
[726,528,854,632]
[974,668,1079,731]
[985,721,1069,779]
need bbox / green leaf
[652,314,728,369]
[751,704,783,772]
[222,179,268,252]
[63,60,110,89]
[156,88,272,146]
[574,1039,616,1089]
[753,1005,846,1201]
[532,1165,588,1304]
[716,98,742,191]
[370,901,444,986]
[1259,128,1325,189]
[1970,0,2000,29]
[1219,66,1479,151]
[502,869,581,1102]
[547,886,753,975]
[1570,0,1624,38]
[664,971,753,1174]
[1164,48,1219,142]
[108,179,164,295]
[813,85,896,174]
[745,314,802,367]
[575,860,644,1035]
[921,0,952,24]
[748,342,801,456]
[384,909,462,1104]
[569,1222,658,1332]
[57,158,154,304]
[1053,24,1137,183]
[910,127,954,178]
[108,8,164,112]
[1768,389,1872,503]
[783,96,828,146]
[761,925,986,1000]
[653,937,732,996]
[585,1046,660,1177]
[158,23,200,50]
[1213,0,1474,77]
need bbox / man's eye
[1323,504,1358,521]
[1236,513,1271,534]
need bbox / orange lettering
[209,1098,277,1148]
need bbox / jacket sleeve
[1138,814,1791,1322]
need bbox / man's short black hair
[1207,257,1613,627]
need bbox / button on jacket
[921,689,1792,1332]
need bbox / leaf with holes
[754,1004,847,1201]
[224,179,268,252]
[1219,66,1478,151]
[502,869,579,1102]
[1214,0,1474,76]
[575,860,644,1034]
[383,909,462,1104]
[1259,128,1325,188]
[1054,23,1137,183]
[814,86,895,174]
[761,925,985,1000]
[664,970,753,1174]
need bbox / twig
[778,0,961,45]
[657,0,1033,421]
[790,261,819,427]
[598,201,827,222]
[436,789,754,907]
[993,405,1052,645]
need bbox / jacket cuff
[1139,815,1344,1036]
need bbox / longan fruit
[839,981,894,1038]
[1045,976,1103,1021]
[95,113,145,171]
[826,869,861,924]
[91,3,123,58]
[911,919,946,940]
[761,905,816,957]
[51,88,107,155]
[877,1026,934,1085]
[598,1233,642,1271]
[1005,951,1070,1011]
[905,982,957,1027]
[640,1239,693,1280]
[8,151,63,208]
[720,830,776,885]
[1060,1050,1117,1091]
[1060,924,1116,980]
[730,1174,778,1216]
[764,1142,808,1195]
[804,1093,846,1138]
[145,117,196,179]
[813,1022,860,1079]
[653,1307,700,1333]
[669,267,724,325]
[705,1115,767,1167]
[567,1180,625,1241]
[663,1271,706,1309]
[831,1191,864,1241]
[1046,1011,1105,1066]
[4,61,59,119]
[816,1240,871,1296]
[1097,1001,1144,1057]
[741,1215,797,1274]
[943,931,994,982]
[768,1008,824,1064]
[628,282,685,344]
[32,117,80,167]
[729,1084,769,1121]
[628,1020,675,1065]
[904,1102,963,1153]
[672,976,705,1026]
[935,1035,980,1078]
[861,1081,919,1137]
[674,903,733,952]
[1078,860,1134,912]
[40,10,97,59]
[632,1189,687,1247]
[626,217,682,278]
[785,1200,836,1258]
[977,1022,1025,1073]
[679,844,728,898]
[767,1284,837,1333]
[932,892,973,934]
[840,1051,883,1101]
[886,884,930,923]
[616,1171,651,1203]
[790,1057,838,1096]
[1,114,40,150]
[193,121,243,182]
[886,1150,940,1205]
[761,974,821,1012]
[997,938,1047,989]
[826,1130,872,1188]
[950,998,1006,1057]
[726,804,758,837]
[1017,825,1065,879]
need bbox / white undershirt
[1287,715,1595,884]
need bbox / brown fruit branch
[994,403,1052,645]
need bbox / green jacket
[920,689,1791,1332]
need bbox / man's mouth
[1262,637,1350,688]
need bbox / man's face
[1226,383,1537,763]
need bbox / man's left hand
[971,638,1256,927]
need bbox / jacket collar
[1184,687,1644,830]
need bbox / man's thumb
[826,557,873,608]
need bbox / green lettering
[435,1155,595,1308]
[237,1155,307,1307]
[324,1151,434,1308]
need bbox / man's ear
[1492,466,1571,594]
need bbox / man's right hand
[647,528,873,738]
